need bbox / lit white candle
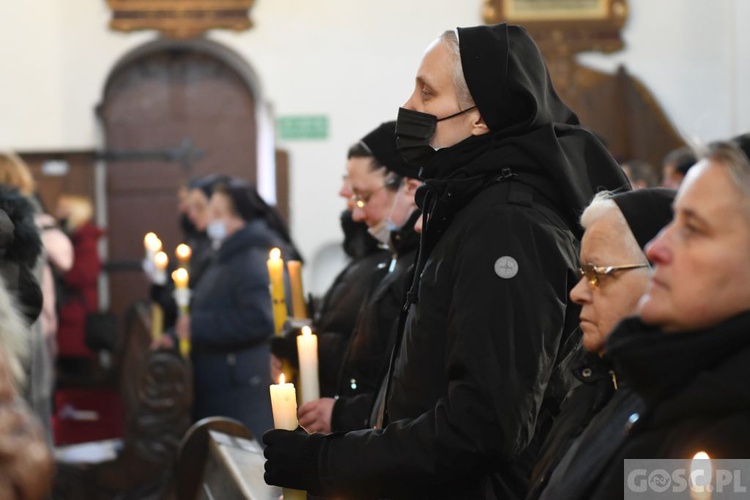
[143,232,162,278]
[269,375,307,500]
[296,326,320,404]
[270,373,298,431]
[153,251,168,285]
[144,232,162,261]
[690,451,712,500]
[171,267,191,358]
[175,243,192,269]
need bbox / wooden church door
[99,41,260,321]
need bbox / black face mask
[395,105,478,166]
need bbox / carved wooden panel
[483,0,628,54]
[483,0,685,170]
[53,302,193,499]
[107,0,256,39]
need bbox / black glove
[263,428,325,493]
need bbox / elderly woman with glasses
[527,187,675,500]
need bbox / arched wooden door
[99,40,260,321]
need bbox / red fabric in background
[57,222,103,357]
[52,388,123,445]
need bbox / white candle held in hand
[270,373,298,430]
[269,375,306,500]
[297,326,319,404]
[153,251,168,285]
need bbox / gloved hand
[263,428,325,493]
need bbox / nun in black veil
[263,23,630,499]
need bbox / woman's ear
[404,178,422,197]
[470,112,490,136]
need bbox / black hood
[418,24,630,236]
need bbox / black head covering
[0,209,14,251]
[458,23,578,134]
[415,24,630,237]
[361,121,421,179]
[189,173,232,198]
[731,133,750,162]
[0,186,43,323]
[612,188,676,252]
[216,179,304,262]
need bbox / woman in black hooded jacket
[263,23,629,499]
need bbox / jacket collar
[216,219,275,262]
[388,210,421,258]
[607,312,750,408]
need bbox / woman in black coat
[580,140,750,499]
[175,179,300,440]
[297,121,422,434]
[263,24,629,499]
[529,188,675,500]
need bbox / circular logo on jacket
[494,256,518,279]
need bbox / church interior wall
[1,0,748,292]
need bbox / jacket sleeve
[318,206,577,497]
[190,246,275,349]
[331,393,376,432]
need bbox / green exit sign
[277,115,329,140]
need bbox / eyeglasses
[577,262,650,288]
[351,179,401,209]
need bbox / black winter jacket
[315,173,584,499]
[331,210,421,431]
[582,314,750,499]
[531,352,644,500]
[314,214,390,397]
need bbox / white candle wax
[269,375,306,500]
[296,327,319,404]
[269,374,298,431]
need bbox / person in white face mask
[347,142,405,246]
[173,178,301,440]
[297,121,423,434]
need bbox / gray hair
[705,141,750,208]
[580,191,646,263]
[438,30,475,109]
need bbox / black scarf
[607,312,750,407]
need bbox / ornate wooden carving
[483,0,685,170]
[53,302,194,499]
[107,0,256,39]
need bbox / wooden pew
[175,417,279,500]
[53,300,194,499]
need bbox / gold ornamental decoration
[482,0,628,55]
[107,0,256,40]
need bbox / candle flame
[176,243,192,259]
[154,251,168,269]
[270,247,281,260]
[144,232,162,251]
[279,373,285,385]
[690,451,712,491]
[302,326,312,337]
[171,267,189,287]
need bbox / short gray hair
[705,141,750,209]
[580,191,646,263]
[439,30,475,109]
